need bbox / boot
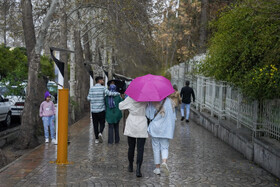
[136,163,142,177]
[128,162,133,172]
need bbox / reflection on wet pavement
[0,115,279,186]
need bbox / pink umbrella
[125,74,175,102]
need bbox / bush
[199,0,280,100]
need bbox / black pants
[108,123,120,144]
[127,136,146,165]
[91,111,105,139]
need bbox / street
[0,117,20,132]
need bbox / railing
[169,60,280,140]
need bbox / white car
[0,86,25,117]
[0,95,11,126]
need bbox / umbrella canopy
[107,80,127,94]
[125,74,175,102]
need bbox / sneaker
[161,162,169,174]
[95,139,99,144]
[153,168,161,175]
[51,139,56,144]
[180,117,185,121]
[186,119,189,123]
[45,139,49,143]
[98,133,103,143]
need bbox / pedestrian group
[40,75,195,178]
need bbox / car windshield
[47,83,57,92]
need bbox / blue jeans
[181,103,190,120]
[151,137,169,165]
[175,106,178,116]
[42,115,55,140]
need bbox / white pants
[151,137,169,165]
[181,103,190,120]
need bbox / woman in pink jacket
[39,91,56,143]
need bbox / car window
[0,87,8,96]
[47,83,57,93]
[0,86,25,97]
[0,95,3,102]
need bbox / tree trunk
[16,0,39,149]
[108,46,113,80]
[170,38,178,67]
[69,34,76,123]
[199,0,208,54]
[83,25,92,63]
[3,0,8,46]
[59,0,68,88]
[17,52,42,149]
[16,0,58,149]
[20,0,36,61]
[102,39,107,72]
[82,25,91,112]
[74,29,86,119]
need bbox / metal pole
[56,88,69,164]
[55,51,63,145]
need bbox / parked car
[0,95,11,126]
[47,81,58,103]
[0,81,56,118]
[0,86,25,117]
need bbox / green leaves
[0,45,55,94]
[40,55,55,80]
[199,0,280,100]
[0,45,28,80]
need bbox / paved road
[0,117,20,132]
[1,116,279,187]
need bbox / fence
[169,58,280,141]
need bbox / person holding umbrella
[122,74,175,177]
[146,97,176,175]
[119,96,148,177]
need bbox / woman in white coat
[119,96,148,177]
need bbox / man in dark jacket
[180,81,195,122]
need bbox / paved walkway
[0,115,279,187]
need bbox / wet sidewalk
[0,114,279,187]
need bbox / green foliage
[199,0,280,100]
[0,44,55,96]
[0,44,27,80]
[0,45,28,96]
[40,55,55,80]
[243,65,280,100]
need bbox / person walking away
[40,91,56,144]
[146,97,176,175]
[119,96,148,177]
[180,81,195,123]
[87,76,120,144]
[105,84,123,144]
[169,85,181,119]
